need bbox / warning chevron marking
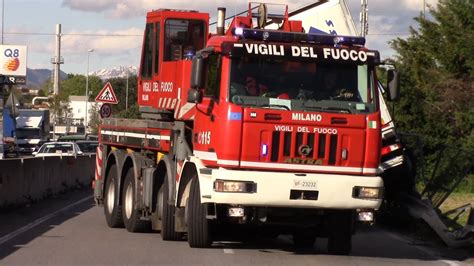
[95,82,118,104]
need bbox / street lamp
[85,48,94,134]
[126,66,129,110]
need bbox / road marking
[0,195,93,246]
[384,230,460,266]
[223,249,234,254]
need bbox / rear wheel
[159,176,182,240]
[327,211,353,255]
[104,165,124,228]
[122,168,148,232]
[187,176,212,248]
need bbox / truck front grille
[270,131,339,165]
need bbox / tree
[88,103,101,135]
[390,0,474,188]
[60,74,103,100]
[105,76,138,113]
[117,104,140,119]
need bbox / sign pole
[0,76,4,159]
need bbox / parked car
[32,142,83,157]
[76,140,99,154]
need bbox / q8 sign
[0,45,27,76]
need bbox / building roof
[69,95,88,101]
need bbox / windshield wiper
[300,104,351,114]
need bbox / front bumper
[198,167,383,210]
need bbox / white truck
[16,109,50,154]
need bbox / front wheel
[187,176,212,248]
[327,211,353,255]
[104,165,124,228]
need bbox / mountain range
[26,68,67,88]
[90,66,138,80]
[26,66,138,88]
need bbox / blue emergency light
[232,27,366,46]
[261,144,268,156]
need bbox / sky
[1,0,437,75]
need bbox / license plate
[292,179,317,190]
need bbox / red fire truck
[94,3,399,255]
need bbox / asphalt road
[0,188,472,265]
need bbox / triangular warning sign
[95,82,119,104]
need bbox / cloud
[51,0,439,71]
[61,0,302,20]
[344,0,439,59]
[62,0,117,12]
[15,27,143,72]
[60,27,143,55]
[402,0,438,11]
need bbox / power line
[367,32,411,36]
[3,32,142,37]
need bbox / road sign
[0,45,27,76]
[95,82,119,104]
[0,75,26,85]
[99,103,112,119]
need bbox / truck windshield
[229,57,376,113]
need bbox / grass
[441,194,474,259]
[439,192,474,226]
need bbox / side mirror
[187,88,203,103]
[190,56,205,89]
[77,151,83,155]
[387,69,400,101]
[32,151,38,156]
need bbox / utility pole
[2,0,4,45]
[51,24,63,95]
[360,0,369,37]
[0,0,4,159]
[50,24,63,140]
[85,49,94,134]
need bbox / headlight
[214,180,256,193]
[357,210,374,222]
[352,186,383,199]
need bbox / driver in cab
[316,70,358,101]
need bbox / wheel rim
[106,179,115,214]
[124,183,133,219]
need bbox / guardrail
[0,155,95,208]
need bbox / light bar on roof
[231,27,366,46]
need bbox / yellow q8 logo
[4,58,19,71]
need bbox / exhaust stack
[217,7,226,35]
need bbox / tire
[293,232,316,248]
[159,176,182,240]
[122,167,148,232]
[327,211,353,255]
[187,176,212,248]
[104,165,124,228]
